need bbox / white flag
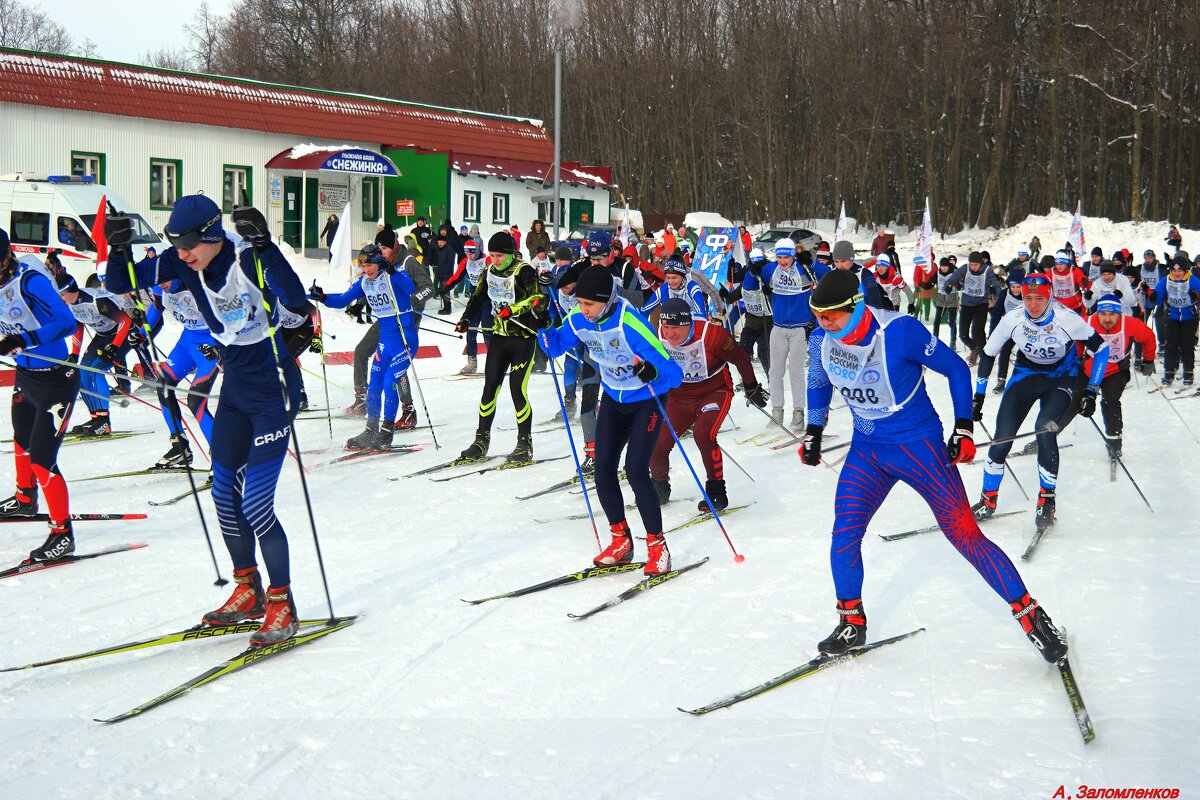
[914,197,933,268]
[328,202,353,275]
[1068,201,1086,258]
[619,202,632,249]
[833,201,847,243]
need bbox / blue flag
[691,226,736,285]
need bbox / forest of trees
[9,0,1200,230]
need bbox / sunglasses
[164,213,222,250]
[1024,274,1052,287]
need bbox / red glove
[946,418,976,464]
[496,304,512,320]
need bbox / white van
[0,174,162,280]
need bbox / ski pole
[545,336,602,551]
[8,350,214,401]
[314,318,334,445]
[1149,377,1200,442]
[1087,416,1154,511]
[417,326,464,340]
[300,363,344,390]
[980,421,1030,501]
[748,401,802,445]
[114,385,209,462]
[390,297,440,451]
[646,382,744,563]
[718,444,754,482]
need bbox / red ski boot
[593,521,633,566]
[202,566,265,625]
[250,585,299,647]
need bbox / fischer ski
[568,557,710,620]
[397,455,503,479]
[1021,522,1054,560]
[666,504,753,534]
[1,543,148,580]
[77,466,205,483]
[462,561,648,604]
[1055,631,1095,744]
[678,628,926,715]
[429,455,570,482]
[95,615,360,724]
[0,513,148,524]
[878,510,1028,541]
[148,481,213,507]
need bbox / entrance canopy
[265,145,400,176]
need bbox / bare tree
[0,0,74,53]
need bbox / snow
[683,211,735,229]
[1,218,1198,798]
[611,207,644,231]
[286,144,358,160]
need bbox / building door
[282,177,301,248]
[568,198,594,231]
[304,177,319,250]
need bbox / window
[150,158,183,210]
[57,216,95,252]
[9,211,49,246]
[491,192,509,225]
[222,164,252,213]
[463,190,481,223]
[71,151,105,183]
[361,177,379,221]
[536,199,565,226]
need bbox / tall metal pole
[553,50,562,240]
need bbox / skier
[442,239,491,375]
[1084,261,1138,316]
[798,269,1066,663]
[1147,254,1200,388]
[1046,250,1090,316]
[743,237,830,426]
[922,257,960,348]
[945,251,1005,365]
[539,265,683,576]
[735,247,773,377]
[542,260,601,472]
[912,253,936,322]
[986,268,1025,394]
[105,194,312,647]
[869,253,916,314]
[453,231,548,464]
[650,298,767,509]
[970,274,1110,531]
[0,227,81,561]
[639,257,707,319]
[830,239,885,309]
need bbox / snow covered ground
[1,220,1197,799]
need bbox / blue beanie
[1007,267,1026,285]
[1095,294,1122,314]
[166,195,224,243]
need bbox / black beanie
[809,269,863,311]
[375,226,397,249]
[968,251,982,264]
[487,231,515,254]
[574,265,615,302]
[1091,246,1104,257]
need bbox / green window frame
[71,150,106,183]
[150,158,183,210]
[222,164,253,212]
[463,190,481,223]
[361,176,380,222]
[491,192,509,225]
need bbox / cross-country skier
[1083,261,1138,316]
[639,257,708,319]
[798,269,1067,663]
[735,247,773,376]
[442,239,492,375]
[922,257,960,348]
[539,265,684,576]
[105,194,312,647]
[970,273,1110,531]
[0,227,81,561]
[650,298,767,510]
[945,251,1006,365]
[987,267,1025,394]
[1146,254,1200,388]
[1046,249,1090,316]
[541,259,601,472]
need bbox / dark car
[551,225,621,258]
[754,227,822,258]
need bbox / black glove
[1083,289,1093,301]
[744,381,769,409]
[198,343,220,360]
[971,392,986,422]
[1138,360,1154,376]
[454,319,469,334]
[104,213,134,248]
[946,417,976,464]
[799,424,823,466]
[231,206,271,251]
[632,359,658,383]
[308,336,323,354]
[309,283,326,303]
[1078,386,1098,417]
[66,352,80,364]
[1113,289,1123,299]
[749,261,763,277]
[97,343,119,362]
[907,303,917,316]
[537,270,554,287]
[129,306,146,327]
[127,329,147,349]
[0,333,26,356]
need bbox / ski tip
[676,706,701,715]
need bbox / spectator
[411,216,433,260]
[662,225,677,256]
[870,225,889,256]
[431,233,457,315]
[468,224,484,254]
[1166,224,1183,254]
[525,218,551,260]
[320,214,339,249]
[738,225,752,255]
[1028,236,1042,263]
[509,224,522,254]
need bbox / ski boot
[553,396,577,422]
[968,349,979,367]
[506,434,534,466]
[28,520,74,562]
[644,532,671,576]
[249,585,299,647]
[344,391,367,417]
[346,420,380,451]
[971,489,998,520]
[1010,593,1068,663]
[992,376,1007,394]
[203,566,266,625]
[1035,488,1056,532]
[370,425,394,451]
[0,488,38,519]
[458,430,491,462]
[458,356,478,376]
[394,404,417,431]
[579,441,596,476]
[1018,439,1038,456]
[69,412,111,437]
[298,391,310,412]
[790,409,805,428]
[652,478,671,506]
[770,408,784,426]
[155,435,193,470]
[1105,433,1122,460]
[818,598,868,655]
[594,521,633,566]
[699,479,728,513]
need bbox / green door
[304,177,319,250]
[282,177,301,248]
[568,198,594,230]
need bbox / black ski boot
[1010,594,1068,663]
[580,455,595,476]
[347,419,379,451]
[992,376,1007,394]
[70,413,111,437]
[344,391,367,417]
[971,489,998,520]
[0,487,38,519]
[1105,433,1122,460]
[553,396,577,422]
[506,434,534,466]
[1018,439,1038,456]
[818,598,868,655]
[155,435,193,470]
[1035,488,1056,532]
[652,479,671,506]
[29,520,74,562]
[700,479,728,513]
[458,430,491,462]
[298,391,310,412]
[370,425,394,451]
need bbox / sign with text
[319,149,399,176]
[318,183,349,210]
[396,200,415,216]
[692,227,736,284]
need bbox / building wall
[381,148,450,230]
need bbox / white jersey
[662,321,722,384]
[1087,273,1137,315]
[486,269,517,309]
[162,287,209,331]
[196,265,272,347]
[361,272,403,319]
[567,298,643,392]
[820,310,924,420]
[984,303,1095,364]
[68,290,119,335]
[0,272,43,337]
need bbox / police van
[0,173,163,280]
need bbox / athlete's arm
[805,328,834,427]
[20,273,77,348]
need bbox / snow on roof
[450,156,613,189]
[683,211,735,229]
[287,144,358,159]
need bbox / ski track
[0,242,1196,799]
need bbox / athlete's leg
[692,390,733,482]
[983,376,1040,493]
[505,337,536,437]
[1033,382,1073,491]
[594,393,632,524]
[829,445,898,600]
[625,396,665,534]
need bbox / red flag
[92,195,108,276]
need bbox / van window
[57,216,95,252]
[80,213,160,246]
[10,211,49,246]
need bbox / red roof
[450,156,614,190]
[0,48,553,162]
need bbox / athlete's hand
[495,303,512,320]
[632,359,657,383]
[1138,360,1154,376]
[231,206,271,251]
[799,424,823,466]
[65,352,79,364]
[309,283,326,303]
[947,418,976,464]
[307,336,323,354]
[199,343,220,360]
[1077,386,1098,417]
[454,319,469,334]
[971,392,986,422]
[104,213,134,248]
[97,343,119,362]
[0,333,26,356]
[126,329,147,349]
[907,303,918,316]
[744,381,769,409]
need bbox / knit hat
[774,238,796,258]
[968,251,983,264]
[810,269,864,312]
[487,231,515,254]
[749,247,766,263]
[1098,260,1116,275]
[165,195,224,248]
[1095,294,1123,314]
[574,265,615,302]
[1112,250,1127,264]
[1091,246,1104,257]
[374,226,398,249]
[1024,273,1052,298]
[1016,247,1029,258]
[55,272,79,295]
[464,240,477,253]
[1144,249,1156,258]
[553,246,573,261]
[664,258,687,276]
[1054,250,1071,265]
[659,298,693,327]
[816,241,831,256]
[1175,251,1192,267]
[1007,267,1026,285]
[831,240,855,261]
[875,253,892,268]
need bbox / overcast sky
[42,0,238,65]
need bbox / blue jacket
[639,280,707,320]
[4,270,75,369]
[1152,274,1200,321]
[742,260,831,327]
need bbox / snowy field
[0,214,1197,800]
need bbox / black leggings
[12,365,81,522]
[959,304,989,351]
[1162,317,1198,380]
[738,319,772,378]
[475,334,535,436]
[1059,368,1130,436]
[594,393,664,534]
[353,322,380,393]
[985,373,1074,490]
[933,304,958,345]
[996,339,1017,380]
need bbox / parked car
[754,226,822,258]
[551,225,621,258]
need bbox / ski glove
[946,418,976,464]
[1138,360,1154,376]
[97,343,120,363]
[0,334,25,356]
[65,352,79,364]
[231,206,271,251]
[126,329,147,349]
[907,303,918,316]
[454,319,470,334]
[1077,386,1098,418]
[309,283,326,303]
[744,381,769,409]
[198,343,220,360]
[308,336,323,354]
[104,214,134,248]
[971,393,986,422]
[495,303,512,320]
[632,359,658,383]
[799,424,823,466]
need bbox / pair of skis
[1,542,148,580]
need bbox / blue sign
[692,227,736,285]
[319,149,398,176]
